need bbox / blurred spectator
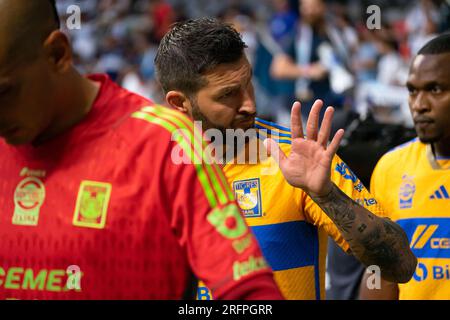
[150,0,175,41]
[330,4,359,67]
[121,65,158,100]
[269,0,298,49]
[270,0,353,125]
[375,32,408,86]
[437,0,450,32]
[221,6,258,65]
[351,27,379,83]
[405,0,442,55]
[356,30,412,126]
[95,36,126,81]
[251,0,299,120]
[58,0,448,113]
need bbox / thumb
[264,138,287,168]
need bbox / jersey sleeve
[304,155,389,252]
[371,158,384,202]
[157,109,282,300]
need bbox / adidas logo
[430,185,450,200]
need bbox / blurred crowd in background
[56,0,450,129]
[55,0,450,300]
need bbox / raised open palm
[264,100,345,198]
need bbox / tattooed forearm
[310,184,417,283]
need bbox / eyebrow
[214,66,253,97]
[423,81,444,89]
[406,80,446,88]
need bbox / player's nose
[411,91,431,114]
[239,89,256,116]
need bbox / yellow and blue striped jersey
[198,118,387,300]
[371,138,450,300]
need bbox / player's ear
[166,91,192,116]
[43,30,73,74]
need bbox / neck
[433,139,450,159]
[33,70,100,146]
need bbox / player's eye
[431,86,442,94]
[220,90,237,100]
[407,87,417,96]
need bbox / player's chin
[416,131,441,144]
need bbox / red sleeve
[220,273,285,300]
[164,140,283,300]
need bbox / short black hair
[48,0,61,29]
[155,18,247,96]
[418,33,450,55]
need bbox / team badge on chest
[13,176,46,226]
[233,178,262,218]
[399,175,416,209]
[73,181,112,229]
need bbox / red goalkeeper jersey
[0,74,280,300]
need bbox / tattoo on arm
[358,224,367,233]
[310,184,417,283]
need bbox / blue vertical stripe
[250,221,319,271]
[250,220,321,299]
[314,232,320,300]
[440,185,449,199]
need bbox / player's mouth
[414,117,434,130]
[237,116,256,127]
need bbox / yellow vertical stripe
[144,106,234,200]
[131,111,218,207]
[410,225,427,248]
[141,106,233,204]
[414,225,439,249]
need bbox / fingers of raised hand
[290,101,303,139]
[327,129,345,157]
[306,99,323,141]
[317,106,335,148]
